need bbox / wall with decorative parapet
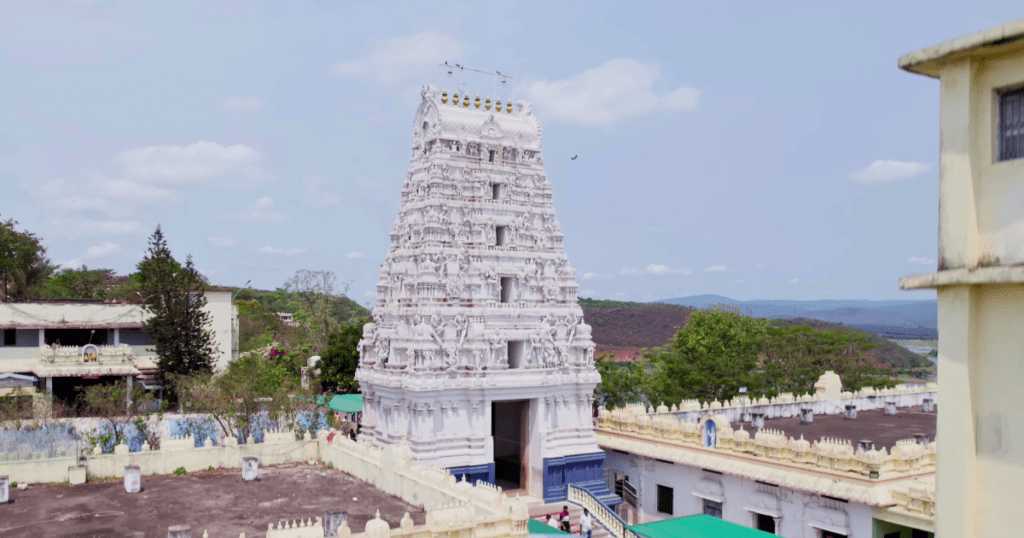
[0,432,317,484]
[621,381,937,426]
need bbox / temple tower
[356,86,612,503]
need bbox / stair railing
[567,484,637,538]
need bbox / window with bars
[703,499,722,518]
[656,485,673,514]
[999,87,1024,161]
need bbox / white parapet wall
[0,434,317,484]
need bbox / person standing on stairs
[560,506,571,533]
[579,508,592,538]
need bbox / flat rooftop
[1,462,426,537]
[752,406,937,449]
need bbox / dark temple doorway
[492,400,527,491]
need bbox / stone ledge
[899,266,1024,289]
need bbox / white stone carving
[356,85,599,474]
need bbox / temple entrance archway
[492,399,528,491]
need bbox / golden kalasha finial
[441,90,448,104]
[485,96,492,111]
[452,91,459,105]
[462,93,470,107]
[506,100,512,114]
[475,94,481,109]
[495,97,502,111]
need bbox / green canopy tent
[528,519,571,536]
[325,393,363,413]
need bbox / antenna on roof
[437,64,515,105]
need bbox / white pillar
[38,329,45,347]
[45,377,52,393]
[113,328,120,346]
[126,376,133,406]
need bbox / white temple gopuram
[355,86,617,504]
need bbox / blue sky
[2,1,1019,307]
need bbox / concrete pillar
[844,405,857,420]
[45,376,52,394]
[113,328,120,346]
[167,525,191,538]
[884,400,897,416]
[124,465,141,493]
[242,456,259,482]
[751,413,764,430]
[38,329,45,347]
[0,475,9,504]
[799,406,813,424]
[772,516,781,535]
[324,511,348,537]
[126,375,133,406]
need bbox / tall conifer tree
[137,226,217,393]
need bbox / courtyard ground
[0,462,427,537]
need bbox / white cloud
[302,176,341,208]
[114,140,264,187]
[90,176,173,204]
[346,251,365,260]
[223,196,288,224]
[850,160,931,184]
[908,256,936,265]
[223,96,264,113]
[331,32,467,83]
[614,292,626,297]
[52,220,141,238]
[85,241,120,258]
[622,263,692,276]
[705,265,728,273]
[59,258,82,269]
[39,180,72,197]
[208,236,239,248]
[525,59,699,126]
[257,245,307,256]
[580,289,595,297]
[582,272,597,280]
[53,196,108,212]
[736,279,746,284]
[355,176,383,190]
[364,291,376,298]
[788,278,800,284]
[755,263,767,270]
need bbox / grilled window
[703,499,722,518]
[656,485,674,514]
[999,87,1024,161]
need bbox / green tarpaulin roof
[528,519,570,535]
[315,393,363,413]
[628,515,775,538]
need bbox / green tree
[137,226,218,393]
[175,345,313,443]
[0,216,50,301]
[650,309,768,404]
[284,269,352,353]
[32,266,132,300]
[318,319,367,393]
[81,381,161,451]
[595,354,658,409]
[760,324,892,394]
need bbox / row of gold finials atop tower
[441,90,514,114]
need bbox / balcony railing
[40,344,133,365]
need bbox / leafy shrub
[173,467,186,476]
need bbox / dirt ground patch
[0,463,426,537]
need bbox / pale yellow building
[0,290,237,402]
[899,20,1024,538]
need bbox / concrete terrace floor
[0,462,427,537]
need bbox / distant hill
[579,298,926,369]
[656,295,937,339]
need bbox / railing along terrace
[41,344,132,364]
[567,484,636,538]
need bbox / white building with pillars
[355,87,616,505]
[0,291,237,401]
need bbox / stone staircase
[528,502,613,538]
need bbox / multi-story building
[598,373,937,537]
[898,19,1024,538]
[0,290,237,403]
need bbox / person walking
[579,509,593,538]
[546,515,560,529]
[560,506,571,533]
